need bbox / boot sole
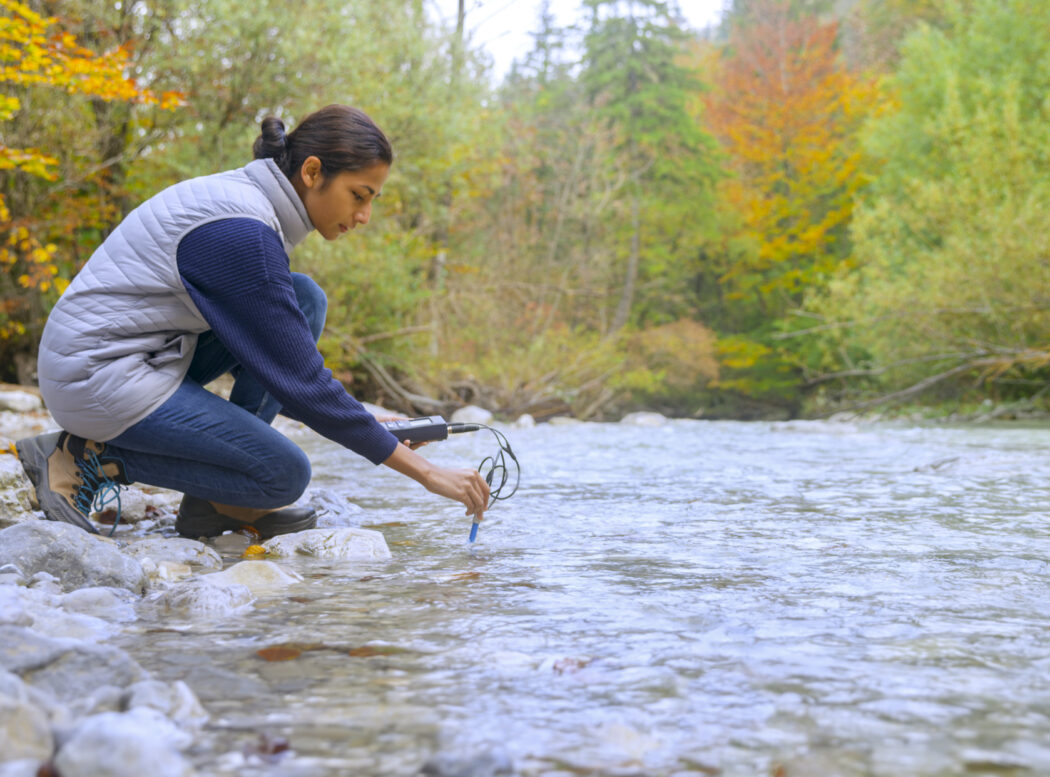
[15,432,99,535]
[175,510,317,541]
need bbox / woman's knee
[291,273,327,342]
[261,438,313,505]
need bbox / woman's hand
[382,442,490,520]
[422,465,490,521]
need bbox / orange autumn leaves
[0,0,181,338]
[704,2,881,310]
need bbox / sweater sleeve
[176,217,398,465]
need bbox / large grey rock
[0,625,146,702]
[0,521,146,593]
[53,708,195,777]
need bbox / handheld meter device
[381,415,452,443]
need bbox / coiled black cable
[448,423,520,507]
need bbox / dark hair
[252,105,393,181]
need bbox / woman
[16,104,489,538]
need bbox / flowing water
[118,419,1050,776]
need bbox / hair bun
[252,116,289,161]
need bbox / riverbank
[0,389,406,777]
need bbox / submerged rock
[0,625,146,705]
[263,527,392,561]
[420,747,515,777]
[202,559,304,595]
[0,522,146,594]
[150,577,255,618]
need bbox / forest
[2,0,1048,421]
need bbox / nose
[356,203,372,225]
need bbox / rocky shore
[0,388,395,777]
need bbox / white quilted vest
[37,159,314,441]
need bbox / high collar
[243,158,314,252]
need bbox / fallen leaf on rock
[96,509,119,525]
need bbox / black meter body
[381,416,450,443]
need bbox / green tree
[812,0,1050,409]
[580,0,719,334]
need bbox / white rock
[513,413,535,428]
[0,759,43,777]
[451,405,494,425]
[53,708,194,777]
[124,537,222,571]
[123,680,208,730]
[59,587,138,623]
[0,391,41,413]
[263,527,392,562]
[0,677,53,761]
[0,454,35,525]
[201,560,303,596]
[620,411,668,426]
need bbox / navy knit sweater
[177,218,398,466]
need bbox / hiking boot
[175,495,316,540]
[15,431,129,535]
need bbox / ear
[299,156,323,189]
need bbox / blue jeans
[105,273,326,508]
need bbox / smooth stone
[263,527,392,561]
[202,560,303,595]
[0,522,146,594]
[53,708,195,777]
[124,537,222,570]
[0,391,41,413]
[451,405,494,425]
[619,411,668,426]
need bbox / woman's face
[296,158,390,241]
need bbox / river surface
[118,419,1050,776]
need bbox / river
[117,418,1050,776]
